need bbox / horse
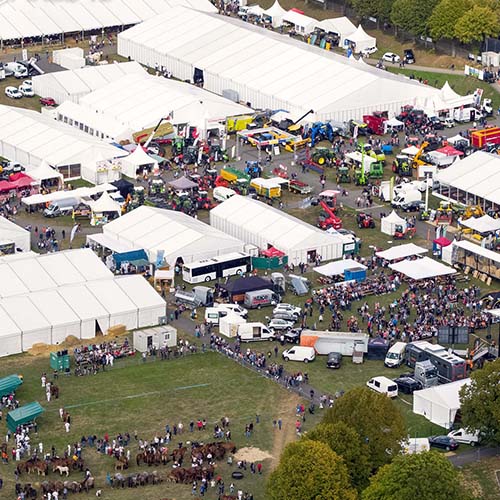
[50,385,60,399]
[55,465,70,476]
[80,476,95,492]
[115,457,129,471]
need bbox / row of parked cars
[5,79,34,99]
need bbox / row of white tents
[0,249,165,357]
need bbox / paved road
[449,446,500,467]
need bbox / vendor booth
[381,211,407,236]
[389,256,456,280]
[89,191,122,226]
[122,147,159,179]
[7,401,44,432]
[220,276,272,303]
[113,249,149,273]
[376,243,427,262]
[262,0,287,27]
[314,259,367,281]
[27,161,63,192]
[344,25,376,53]
[432,237,452,258]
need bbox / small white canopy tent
[314,259,367,276]
[459,214,500,233]
[389,256,456,280]
[247,5,265,16]
[345,151,376,173]
[121,147,158,179]
[27,160,64,184]
[384,117,404,133]
[440,81,474,109]
[344,25,376,53]
[263,0,287,28]
[0,217,30,253]
[90,191,122,215]
[381,210,406,236]
[315,17,356,47]
[401,145,420,156]
[376,243,428,262]
[447,135,470,146]
[413,379,470,429]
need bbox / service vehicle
[282,346,315,363]
[326,352,342,369]
[5,86,22,99]
[273,303,301,317]
[43,198,79,217]
[447,428,480,446]
[366,376,398,398]
[244,289,280,309]
[382,52,400,63]
[238,322,275,342]
[384,342,407,367]
[268,318,294,331]
[182,252,251,284]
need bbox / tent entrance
[193,68,204,85]
[307,249,317,262]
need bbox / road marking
[59,383,210,410]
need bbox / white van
[367,376,398,398]
[384,342,407,368]
[238,322,275,342]
[282,346,315,363]
[391,190,421,207]
[43,198,79,217]
[204,307,228,325]
[213,186,236,202]
[447,428,481,446]
[214,303,248,318]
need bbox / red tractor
[357,213,375,229]
[394,225,416,239]
[318,201,342,230]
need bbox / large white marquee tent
[413,379,470,429]
[92,205,255,265]
[0,105,127,184]
[0,0,216,41]
[117,7,442,121]
[0,217,31,253]
[32,61,145,105]
[210,195,353,264]
[434,151,500,208]
[0,248,166,357]
[56,72,251,141]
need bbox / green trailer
[0,375,23,398]
[7,402,44,432]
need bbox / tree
[351,0,394,22]
[362,451,471,500]
[391,0,438,36]
[428,0,470,54]
[323,388,406,471]
[267,440,358,500]
[460,358,500,444]
[454,5,499,44]
[306,422,371,491]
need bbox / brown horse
[115,457,129,471]
[50,385,60,399]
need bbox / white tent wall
[0,304,22,357]
[0,217,30,252]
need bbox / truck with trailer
[405,341,467,383]
[300,330,369,356]
[470,126,500,149]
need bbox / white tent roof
[32,61,146,104]
[314,258,367,276]
[77,72,251,133]
[413,378,470,429]
[28,290,80,328]
[117,8,442,122]
[115,274,165,310]
[447,134,469,146]
[126,147,157,167]
[435,151,500,205]
[27,160,63,182]
[382,210,405,224]
[345,25,376,51]
[459,214,500,233]
[401,145,420,156]
[85,279,137,316]
[263,1,287,18]
[0,217,30,252]
[0,105,126,169]
[282,10,317,31]
[389,256,456,280]
[247,5,265,16]
[316,17,356,36]
[0,0,216,40]
[440,81,474,108]
[376,243,428,261]
[89,191,122,213]
[453,240,500,264]
[385,117,404,127]
[102,205,248,264]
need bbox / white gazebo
[381,210,407,236]
[28,160,64,184]
[89,191,122,226]
[263,0,287,28]
[384,117,404,133]
[122,147,159,179]
[344,25,376,53]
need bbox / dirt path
[270,391,302,469]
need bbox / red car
[40,97,56,107]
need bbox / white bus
[182,252,252,284]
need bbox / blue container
[344,267,367,282]
[382,144,393,154]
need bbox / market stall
[376,243,427,262]
[389,256,456,280]
[381,211,407,236]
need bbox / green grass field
[0,351,309,499]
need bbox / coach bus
[182,252,252,284]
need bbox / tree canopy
[460,358,500,444]
[323,387,406,471]
[306,422,371,491]
[362,451,471,500]
[427,0,471,40]
[267,440,358,500]
[454,5,499,43]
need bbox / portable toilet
[50,351,70,371]
[344,267,367,282]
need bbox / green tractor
[392,155,412,177]
[369,161,384,179]
[358,143,386,164]
[336,166,351,183]
[354,162,384,186]
[312,147,335,166]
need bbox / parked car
[382,52,401,63]
[447,428,480,446]
[23,80,32,87]
[19,84,34,97]
[404,49,415,64]
[326,352,342,369]
[400,200,425,212]
[360,46,378,57]
[268,318,294,331]
[273,303,301,317]
[14,66,28,79]
[5,86,22,99]
[428,435,459,451]
[429,116,445,130]
[40,97,56,107]
[393,376,422,394]
[283,328,302,344]
[271,311,298,323]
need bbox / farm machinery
[356,213,375,229]
[394,225,416,239]
[318,201,342,230]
